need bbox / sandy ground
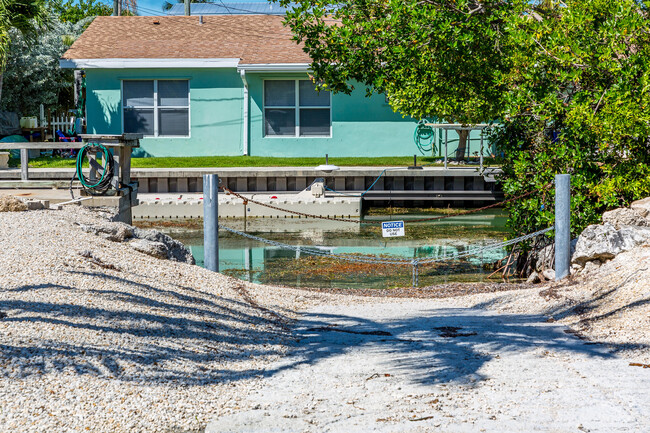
[206,299,650,433]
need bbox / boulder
[0,196,27,212]
[631,197,650,218]
[571,223,650,266]
[128,239,168,260]
[526,271,541,284]
[133,228,195,264]
[601,207,649,229]
[78,222,195,264]
[542,269,556,281]
[533,239,577,272]
[582,260,602,276]
[79,222,134,242]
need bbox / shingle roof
[61,15,311,65]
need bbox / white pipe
[240,69,249,156]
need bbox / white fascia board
[59,58,241,69]
[237,63,310,72]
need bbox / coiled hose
[414,120,435,154]
[70,143,114,199]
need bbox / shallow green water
[144,209,512,289]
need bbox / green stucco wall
[246,73,418,157]
[85,68,455,157]
[85,68,244,157]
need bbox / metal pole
[555,174,571,280]
[203,174,219,272]
[184,0,190,15]
[478,129,483,173]
[444,129,448,169]
[113,0,118,15]
[20,148,28,181]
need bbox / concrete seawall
[0,166,503,208]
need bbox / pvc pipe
[203,174,219,272]
[240,70,249,156]
[555,174,571,280]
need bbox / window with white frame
[122,80,190,137]
[264,80,331,137]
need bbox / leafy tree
[279,0,527,158]
[47,0,111,24]
[0,0,49,103]
[494,0,650,237]
[280,0,650,237]
[0,16,88,115]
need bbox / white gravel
[2,205,650,432]
[207,300,650,432]
[0,207,303,432]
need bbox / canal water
[140,209,512,289]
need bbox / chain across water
[219,184,549,225]
[218,224,554,266]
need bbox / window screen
[264,80,330,137]
[122,80,190,137]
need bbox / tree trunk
[455,129,469,161]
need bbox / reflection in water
[152,210,511,289]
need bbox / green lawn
[12,155,499,169]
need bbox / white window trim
[263,79,332,138]
[121,79,191,138]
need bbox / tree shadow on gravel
[0,271,293,385]
[251,307,641,387]
[2,270,644,388]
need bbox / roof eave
[237,63,310,72]
[60,58,241,69]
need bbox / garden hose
[414,120,435,154]
[70,143,114,199]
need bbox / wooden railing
[0,134,141,187]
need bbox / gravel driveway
[207,300,650,433]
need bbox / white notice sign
[381,221,405,238]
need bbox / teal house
[60,15,420,158]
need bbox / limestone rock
[582,260,602,276]
[24,200,49,210]
[534,239,577,272]
[0,196,27,212]
[602,207,649,229]
[526,271,541,284]
[571,223,650,266]
[128,238,168,260]
[133,228,195,264]
[79,222,134,242]
[78,222,194,264]
[631,197,650,217]
[542,269,556,281]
